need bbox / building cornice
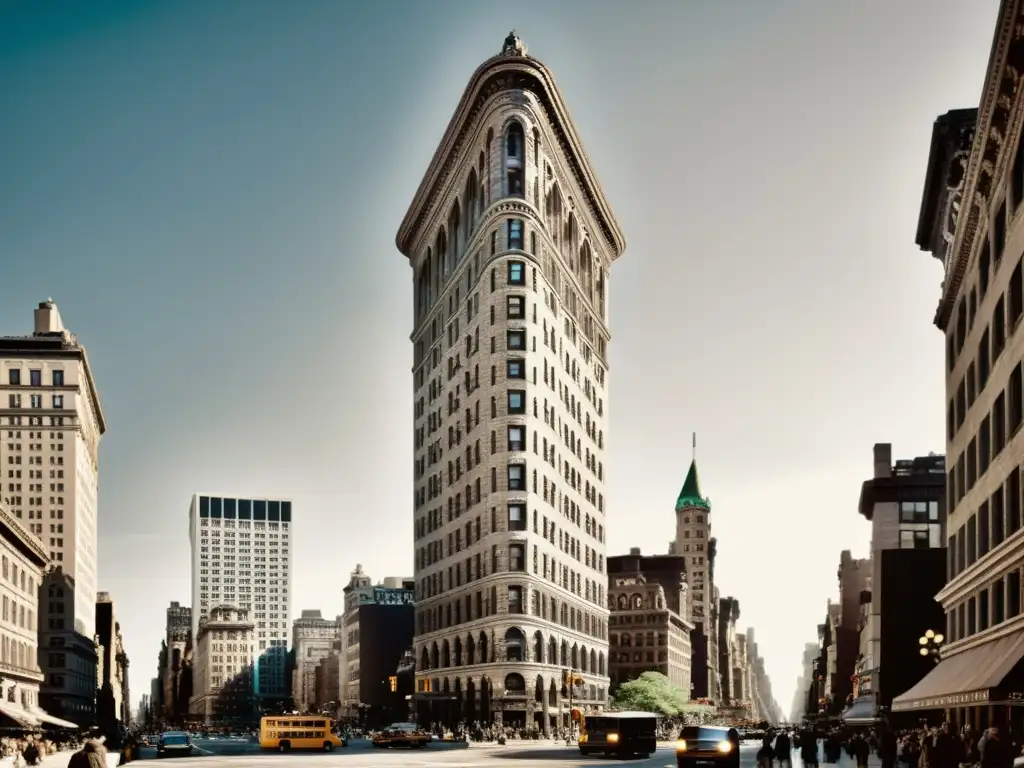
[0,338,106,435]
[935,0,1024,329]
[396,53,626,261]
[0,503,47,568]
[935,525,1024,604]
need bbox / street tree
[610,671,689,716]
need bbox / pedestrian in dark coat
[68,739,107,768]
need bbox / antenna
[692,432,697,462]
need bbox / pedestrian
[775,729,792,768]
[800,729,820,768]
[757,736,776,768]
[68,739,107,768]
[980,724,1014,768]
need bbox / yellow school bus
[259,715,346,752]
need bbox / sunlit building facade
[396,32,624,730]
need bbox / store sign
[891,688,989,711]
[372,587,414,606]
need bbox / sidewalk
[0,750,120,767]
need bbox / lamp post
[918,629,944,663]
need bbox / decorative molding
[935,0,1024,328]
[397,57,626,261]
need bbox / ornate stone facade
[396,33,624,732]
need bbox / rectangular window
[51,370,63,387]
[508,221,524,251]
[509,545,525,572]
[8,370,19,386]
[899,529,929,549]
[507,359,525,379]
[900,500,938,524]
[507,295,525,319]
[1011,365,1023,434]
[52,395,63,409]
[508,426,524,452]
[507,503,526,531]
[980,589,990,631]
[1010,571,1022,618]
[508,464,526,492]
[508,260,525,285]
[979,502,990,557]
[992,488,1005,548]
[994,579,1006,624]
[1009,468,1022,536]
[507,330,526,350]
[507,390,526,414]
[966,515,977,566]
[508,586,524,616]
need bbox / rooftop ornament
[502,30,527,57]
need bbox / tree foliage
[610,671,690,717]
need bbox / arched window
[504,627,526,662]
[504,672,526,693]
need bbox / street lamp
[918,629,944,663]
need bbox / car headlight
[579,734,588,743]
[717,741,733,753]
[676,739,687,751]
[607,733,619,743]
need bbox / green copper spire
[675,458,710,511]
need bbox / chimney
[873,443,893,479]
[34,299,64,336]
[629,547,641,556]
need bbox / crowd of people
[754,722,1021,768]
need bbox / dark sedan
[157,731,193,758]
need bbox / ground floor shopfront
[412,673,603,733]
[891,631,1024,729]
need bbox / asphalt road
[125,739,822,766]
[129,739,886,768]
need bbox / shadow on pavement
[492,747,653,760]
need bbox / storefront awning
[842,696,880,725]
[0,701,40,728]
[892,632,1024,712]
[30,709,78,729]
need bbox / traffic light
[388,676,398,692]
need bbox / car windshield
[162,734,189,744]
[680,727,729,740]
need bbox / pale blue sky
[0,0,1000,712]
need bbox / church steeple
[675,459,710,512]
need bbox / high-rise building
[290,610,340,714]
[1,301,106,724]
[672,458,719,700]
[907,17,1024,725]
[188,494,292,699]
[396,31,623,731]
[0,300,106,637]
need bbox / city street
[121,739,886,768]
